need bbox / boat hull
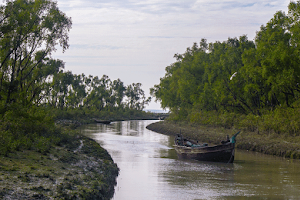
[174,143,235,163]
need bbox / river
[81,120,300,200]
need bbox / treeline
[0,0,150,155]
[41,72,150,112]
[46,72,151,120]
[151,1,300,135]
[0,0,150,115]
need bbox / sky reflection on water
[81,120,300,200]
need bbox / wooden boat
[174,131,240,163]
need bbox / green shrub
[175,105,300,136]
[238,114,260,132]
[0,105,60,155]
[0,131,12,156]
[34,137,51,154]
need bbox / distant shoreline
[144,109,169,113]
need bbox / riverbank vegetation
[0,0,152,198]
[147,121,300,159]
[151,1,300,141]
[0,0,152,155]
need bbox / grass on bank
[147,120,300,159]
[149,104,300,159]
[186,107,300,137]
[167,103,300,142]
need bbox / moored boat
[174,131,240,163]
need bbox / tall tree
[126,83,150,110]
[111,78,126,108]
[0,0,72,111]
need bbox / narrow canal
[81,120,300,200]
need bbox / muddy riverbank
[0,134,119,199]
[146,120,300,159]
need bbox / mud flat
[0,135,119,199]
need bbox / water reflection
[81,120,300,200]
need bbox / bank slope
[0,135,119,199]
[147,121,300,159]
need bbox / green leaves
[125,82,150,110]
[0,0,72,111]
[45,71,149,112]
[151,36,255,117]
[152,1,300,121]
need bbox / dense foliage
[0,0,151,155]
[151,1,300,135]
[47,73,151,112]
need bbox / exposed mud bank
[0,135,119,200]
[147,121,300,159]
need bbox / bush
[34,136,51,154]
[0,131,12,156]
[0,105,59,155]
[238,114,260,132]
[175,106,300,136]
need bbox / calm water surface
[81,120,300,200]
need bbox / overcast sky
[52,0,290,110]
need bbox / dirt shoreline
[0,134,119,199]
[146,120,300,159]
